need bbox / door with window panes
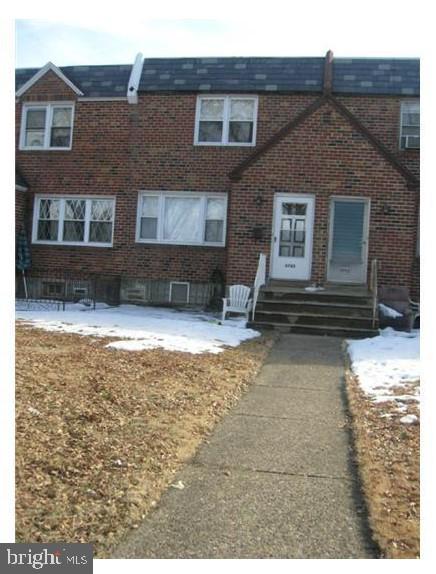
[271,195,315,280]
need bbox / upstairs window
[136,191,227,246]
[194,96,258,146]
[400,101,420,149]
[32,197,115,246]
[20,103,74,150]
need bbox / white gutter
[127,53,144,104]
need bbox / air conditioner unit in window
[405,136,420,149]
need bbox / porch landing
[250,281,378,338]
[265,280,371,297]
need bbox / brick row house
[15,52,419,332]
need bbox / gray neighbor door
[327,198,370,284]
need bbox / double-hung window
[20,103,74,150]
[400,101,420,149]
[195,96,258,146]
[32,197,115,246]
[137,192,227,246]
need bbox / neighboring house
[15,51,420,320]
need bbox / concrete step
[249,320,378,339]
[254,310,376,330]
[260,289,373,306]
[256,299,373,318]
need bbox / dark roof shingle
[332,58,419,95]
[139,57,325,93]
[15,65,132,98]
[138,57,419,95]
[15,57,419,98]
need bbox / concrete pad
[254,335,345,389]
[233,384,346,424]
[113,465,373,559]
[194,414,352,477]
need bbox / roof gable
[15,64,133,99]
[229,94,419,188]
[16,62,84,97]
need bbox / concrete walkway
[113,334,376,559]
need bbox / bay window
[32,197,115,246]
[136,192,227,246]
[195,96,258,146]
[20,103,74,150]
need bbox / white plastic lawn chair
[222,285,253,323]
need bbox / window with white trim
[137,192,227,246]
[194,96,257,146]
[400,101,420,149]
[20,103,74,150]
[32,197,115,246]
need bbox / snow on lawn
[15,303,260,354]
[347,327,420,416]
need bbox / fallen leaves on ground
[345,371,419,558]
[15,324,273,557]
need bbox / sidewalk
[112,334,376,558]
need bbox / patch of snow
[399,414,419,425]
[379,303,402,319]
[170,480,185,490]
[305,285,325,292]
[16,304,260,354]
[347,327,420,409]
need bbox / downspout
[127,53,144,104]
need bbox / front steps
[249,283,379,338]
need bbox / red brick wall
[337,95,420,177]
[16,73,419,292]
[15,189,27,234]
[226,101,419,291]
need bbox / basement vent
[42,281,65,298]
[73,287,88,297]
[125,288,147,302]
[169,282,190,304]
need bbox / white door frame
[327,196,370,284]
[270,193,315,281]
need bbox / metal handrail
[252,253,267,321]
[369,259,378,329]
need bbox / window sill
[19,147,73,152]
[32,240,113,248]
[135,239,226,248]
[194,141,255,148]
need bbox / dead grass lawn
[15,323,273,557]
[345,371,419,558]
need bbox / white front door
[271,194,315,280]
[327,198,370,284]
